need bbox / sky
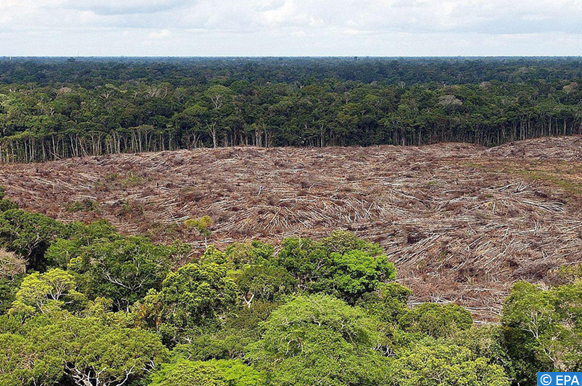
[1,0,582,56]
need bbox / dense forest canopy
[4,57,582,86]
[0,57,582,162]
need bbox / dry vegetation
[0,249,26,278]
[2,136,582,320]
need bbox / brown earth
[2,136,582,321]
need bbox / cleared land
[2,136,582,321]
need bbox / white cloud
[149,29,172,38]
[63,0,191,15]
[0,0,581,55]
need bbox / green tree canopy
[275,231,396,303]
[2,312,168,386]
[9,268,85,316]
[502,280,582,384]
[399,302,473,338]
[45,219,119,269]
[0,209,69,271]
[356,282,412,325]
[150,359,265,386]
[390,343,509,386]
[67,236,174,310]
[0,332,62,386]
[139,262,239,344]
[248,294,391,386]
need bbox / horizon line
[2,55,582,59]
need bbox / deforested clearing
[2,135,582,321]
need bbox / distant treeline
[1,57,582,162]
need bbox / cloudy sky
[1,0,581,56]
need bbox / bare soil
[3,136,582,321]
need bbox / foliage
[247,294,391,386]
[65,198,100,213]
[9,268,85,316]
[399,302,473,338]
[225,300,281,336]
[3,58,582,163]
[320,249,396,303]
[140,262,239,344]
[200,244,227,265]
[501,280,582,384]
[0,209,69,271]
[223,241,274,269]
[185,215,213,237]
[389,343,510,386]
[452,325,516,383]
[32,314,168,386]
[0,274,23,315]
[235,265,296,305]
[150,358,265,386]
[273,237,327,289]
[171,301,282,362]
[173,331,254,362]
[0,198,18,212]
[0,332,62,386]
[356,282,412,325]
[67,236,173,310]
[0,186,18,212]
[7,203,582,386]
[557,262,582,284]
[44,220,119,269]
[0,311,168,386]
[321,230,385,256]
[276,232,396,303]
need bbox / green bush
[399,302,473,338]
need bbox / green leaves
[10,268,85,316]
[0,208,534,386]
[150,359,265,386]
[399,302,473,339]
[1,312,168,386]
[257,294,383,350]
[68,236,173,310]
[0,209,69,271]
[36,314,168,386]
[0,186,18,212]
[322,249,396,303]
[390,343,509,386]
[151,359,229,386]
[3,59,582,158]
[248,294,391,386]
[236,265,296,305]
[141,262,239,344]
[356,282,412,325]
[276,231,396,303]
[185,215,213,238]
[0,333,43,386]
[501,280,582,381]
